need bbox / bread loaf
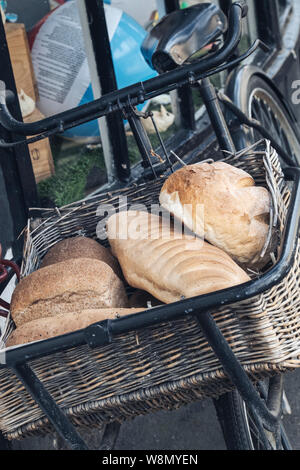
[10,258,128,327]
[6,308,144,347]
[107,211,250,304]
[41,236,121,277]
[159,162,271,264]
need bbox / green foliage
[37,141,105,207]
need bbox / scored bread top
[107,211,250,304]
[159,162,270,264]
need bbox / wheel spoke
[242,380,278,450]
[249,89,300,165]
[258,100,272,129]
[250,98,263,142]
[247,413,262,448]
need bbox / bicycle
[0,2,300,451]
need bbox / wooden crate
[5,23,53,182]
[5,23,38,100]
[24,109,55,183]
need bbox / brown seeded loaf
[10,258,128,327]
[159,162,271,264]
[107,211,250,304]
[6,308,144,346]
[41,236,122,278]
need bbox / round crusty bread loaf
[41,236,122,277]
[159,162,271,264]
[6,308,144,347]
[10,258,128,327]
[107,211,250,304]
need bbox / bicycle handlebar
[0,3,245,138]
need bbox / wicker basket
[0,140,299,441]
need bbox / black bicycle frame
[0,4,256,141]
[0,3,298,450]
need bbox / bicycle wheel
[230,74,300,164]
[215,380,291,450]
[214,74,300,450]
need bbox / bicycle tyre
[215,383,292,450]
[229,74,300,163]
[214,74,300,450]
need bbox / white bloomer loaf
[159,162,271,264]
[107,211,250,304]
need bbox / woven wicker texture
[0,141,299,441]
